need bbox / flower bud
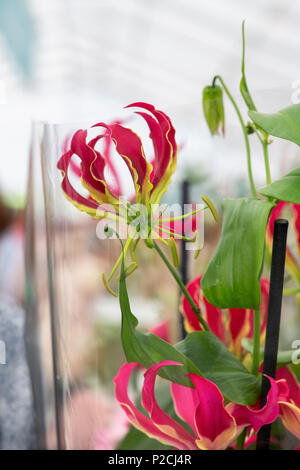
[202,85,225,135]
[246,122,255,135]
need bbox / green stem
[236,428,247,450]
[250,125,272,186]
[107,234,134,281]
[153,224,195,241]
[283,286,300,296]
[158,207,207,223]
[153,241,209,331]
[262,138,271,185]
[252,308,261,376]
[213,75,257,198]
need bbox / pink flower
[114,360,284,450]
[180,275,269,356]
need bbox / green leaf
[201,198,275,309]
[259,167,300,204]
[119,256,201,388]
[118,426,171,450]
[119,255,260,405]
[176,332,261,405]
[249,104,300,146]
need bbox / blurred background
[2,0,300,199]
[1,0,300,450]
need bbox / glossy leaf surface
[201,198,275,309]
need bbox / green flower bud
[202,85,225,136]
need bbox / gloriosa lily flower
[114,360,287,450]
[57,102,176,217]
[57,102,210,290]
[180,275,269,356]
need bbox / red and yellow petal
[57,149,101,218]
[292,203,300,256]
[70,130,119,206]
[276,366,300,438]
[170,382,200,435]
[58,103,178,214]
[114,362,195,449]
[228,278,269,356]
[127,102,178,204]
[180,277,202,332]
[141,361,197,450]
[180,276,226,342]
[257,277,270,339]
[276,366,300,407]
[227,308,252,357]
[102,132,123,198]
[227,376,284,433]
[278,401,300,439]
[267,201,288,238]
[188,374,237,450]
[93,121,152,204]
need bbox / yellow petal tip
[202,195,219,222]
[102,273,118,297]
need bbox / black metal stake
[256,219,288,450]
[179,180,190,339]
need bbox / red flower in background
[180,275,269,356]
[179,276,300,443]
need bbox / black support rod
[179,180,190,339]
[256,219,288,450]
